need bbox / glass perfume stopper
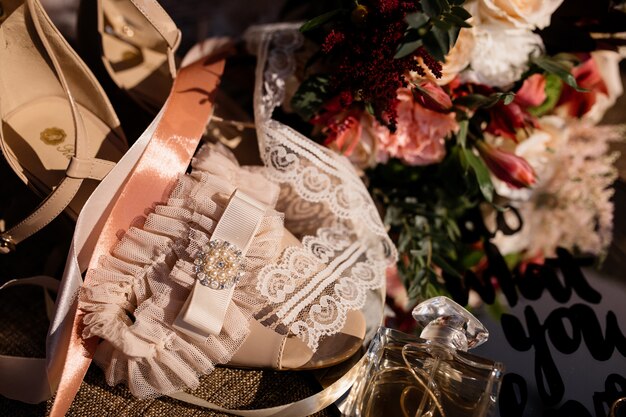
[412,296,489,352]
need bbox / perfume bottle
[344,296,504,417]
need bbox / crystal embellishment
[193,239,244,290]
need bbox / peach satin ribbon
[49,54,226,416]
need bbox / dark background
[1,1,625,416]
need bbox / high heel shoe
[85,0,180,114]
[0,0,128,253]
[53,32,392,410]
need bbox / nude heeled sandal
[230,309,366,370]
[94,0,180,114]
[225,220,367,371]
[62,43,387,403]
[0,0,128,253]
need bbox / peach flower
[376,89,458,166]
[332,114,382,171]
[477,0,564,30]
[410,27,475,86]
[515,73,547,108]
[438,27,475,85]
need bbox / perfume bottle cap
[412,296,489,351]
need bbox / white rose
[489,116,569,201]
[585,50,624,124]
[477,0,564,29]
[460,26,543,88]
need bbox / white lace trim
[247,24,397,351]
[256,222,388,350]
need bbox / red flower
[476,141,536,189]
[376,0,400,14]
[312,96,364,156]
[486,101,533,142]
[414,81,453,112]
[451,82,535,142]
[518,253,545,275]
[558,57,609,118]
[515,74,547,108]
[325,115,363,156]
[322,30,345,54]
[317,1,444,132]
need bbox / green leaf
[451,5,472,20]
[502,92,515,105]
[461,250,484,268]
[432,254,463,279]
[433,18,453,31]
[457,120,469,148]
[410,243,429,258]
[531,56,587,92]
[423,31,446,61]
[433,28,450,51]
[407,269,428,299]
[406,12,430,29]
[461,148,494,202]
[290,75,331,120]
[453,92,515,109]
[503,252,523,270]
[448,26,461,48]
[528,73,563,117]
[424,282,442,300]
[442,13,472,28]
[421,0,444,17]
[453,94,484,108]
[403,28,422,43]
[553,52,582,65]
[395,38,424,59]
[300,9,343,32]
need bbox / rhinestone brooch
[193,239,244,290]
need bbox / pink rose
[377,89,458,166]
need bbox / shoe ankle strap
[0,157,115,254]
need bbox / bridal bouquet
[284,0,626,307]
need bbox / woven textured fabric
[0,274,335,417]
[53,365,335,417]
[0,286,49,358]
